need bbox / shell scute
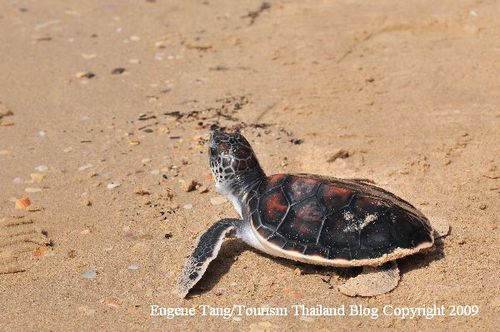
[319,211,361,249]
[266,174,288,189]
[285,177,319,203]
[319,183,355,213]
[258,189,288,229]
[277,199,324,245]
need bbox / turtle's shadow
[188,233,448,297]
[398,234,447,275]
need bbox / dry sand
[0,0,499,331]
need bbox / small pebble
[111,67,126,75]
[13,177,24,184]
[128,264,139,271]
[38,130,46,137]
[479,204,487,210]
[81,53,97,59]
[102,298,121,308]
[107,181,121,189]
[183,180,198,192]
[290,138,303,145]
[84,308,96,316]
[33,246,50,258]
[210,196,226,205]
[159,127,170,134]
[25,187,42,193]
[35,165,48,172]
[30,173,45,183]
[135,189,150,196]
[155,41,166,49]
[327,149,351,162]
[164,233,173,239]
[79,306,97,316]
[300,316,315,322]
[27,206,43,212]
[76,71,95,79]
[78,163,93,171]
[183,204,193,210]
[150,169,160,175]
[81,270,97,279]
[197,185,209,193]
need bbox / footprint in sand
[0,216,52,274]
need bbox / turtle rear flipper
[178,218,240,298]
[430,217,450,239]
[338,261,400,297]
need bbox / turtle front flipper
[178,218,240,298]
[338,261,400,297]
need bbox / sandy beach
[0,0,498,330]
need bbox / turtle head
[209,127,265,195]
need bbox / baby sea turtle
[178,128,449,297]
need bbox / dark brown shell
[248,174,433,261]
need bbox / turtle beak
[209,132,218,149]
[209,124,221,138]
[209,129,220,158]
[209,126,224,148]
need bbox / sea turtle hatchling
[178,128,449,297]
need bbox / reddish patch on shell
[266,174,287,188]
[320,184,354,212]
[287,177,318,202]
[260,190,288,226]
